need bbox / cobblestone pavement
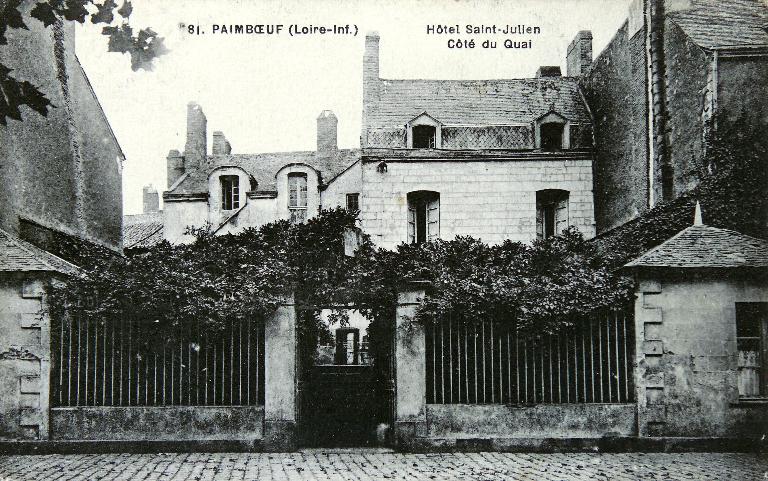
[0,451,766,481]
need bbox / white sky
[75,0,633,214]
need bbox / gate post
[263,292,297,452]
[394,281,429,450]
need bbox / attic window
[288,173,308,224]
[540,123,564,151]
[220,175,240,210]
[412,125,437,149]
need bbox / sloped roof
[167,149,360,196]
[366,77,591,130]
[669,0,768,48]
[0,228,80,275]
[624,225,768,269]
[123,212,164,250]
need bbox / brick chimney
[142,184,160,213]
[184,102,207,169]
[362,32,380,139]
[166,149,184,187]
[212,131,232,155]
[317,110,338,155]
[536,66,562,78]
[566,31,593,77]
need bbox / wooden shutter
[408,205,416,244]
[426,197,440,241]
[536,199,544,239]
[555,196,569,235]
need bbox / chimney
[166,149,184,188]
[142,184,160,213]
[184,102,207,169]
[212,131,232,155]
[362,32,380,139]
[317,110,338,155]
[536,66,562,78]
[566,30,593,77]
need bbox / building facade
[580,0,768,233]
[163,33,597,249]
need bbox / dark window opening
[407,191,440,244]
[346,193,360,212]
[220,175,240,210]
[412,125,437,149]
[540,123,564,151]
[288,173,308,223]
[334,328,360,365]
[536,189,569,239]
[736,302,768,397]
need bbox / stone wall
[163,198,208,244]
[360,158,595,250]
[581,22,650,233]
[663,20,710,197]
[0,1,123,250]
[633,272,768,438]
[0,273,51,441]
[717,55,768,126]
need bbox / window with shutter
[220,175,240,211]
[535,189,569,239]
[406,191,440,244]
[736,303,768,398]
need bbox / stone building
[359,33,595,249]
[163,33,597,249]
[123,185,163,253]
[578,0,768,233]
[0,0,124,441]
[162,104,360,243]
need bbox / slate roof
[167,149,360,196]
[0,228,80,275]
[124,212,164,250]
[366,77,592,130]
[624,225,768,269]
[669,0,768,48]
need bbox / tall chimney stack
[362,32,380,139]
[212,131,232,155]
[317,110,338,155]
[142,184,160,213]
[184,102,207,169]
[566,31,593,77]
[166,149,184,187]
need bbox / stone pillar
[263,294,297,451]
[394,281,429,450]
[634,276,666,437]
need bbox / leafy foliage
[594,113,768,268]
[49,209,633,351]
[0,0,166,125]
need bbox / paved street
[0,451,766,481]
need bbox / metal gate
[296,310,394,447]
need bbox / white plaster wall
[163,200,208,244]
[321,162,362,211]
[207,166,252,228]
[361,159,595,249]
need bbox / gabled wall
[0,1,124,250]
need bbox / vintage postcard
[0,0,766,479]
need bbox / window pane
[346,193,360,212]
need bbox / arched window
[407,191,440,244]
[536,189,569,239]
[288,172,308,223]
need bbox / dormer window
[220,175,240,210]
[540,123,564,151]
[288,172,308,223]
[407,112,442,149]
[535,112,570,151]
[413,125,436,148]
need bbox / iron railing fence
[425,306,635,404]
[51,316,265,407]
